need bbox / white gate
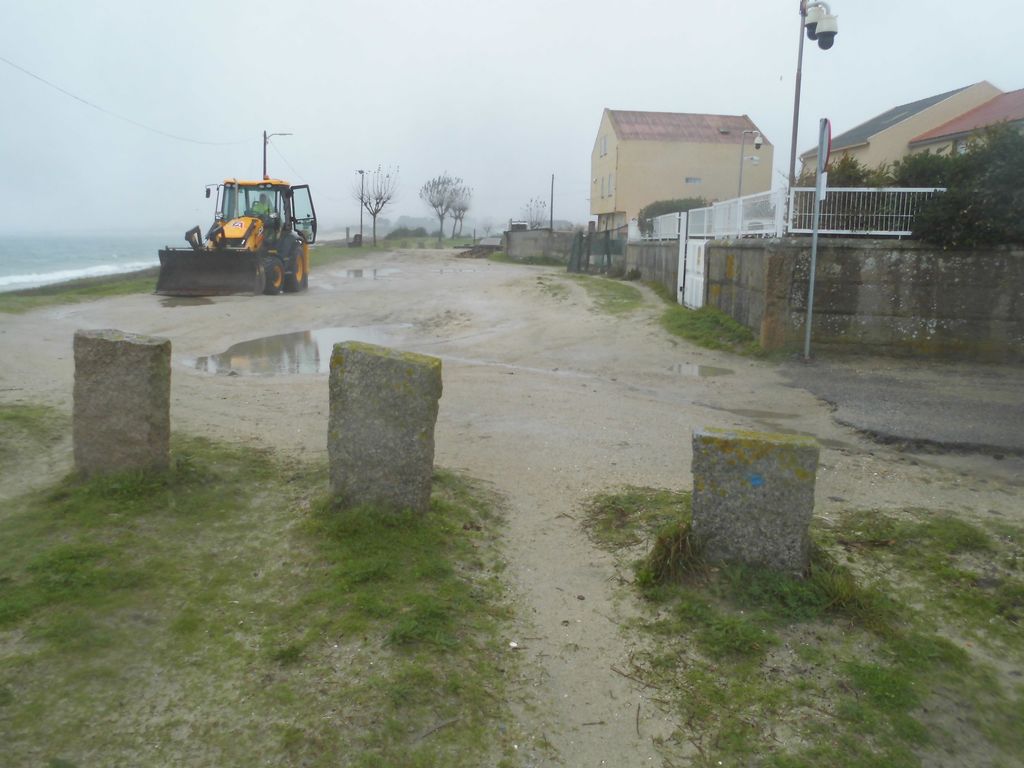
[674,211,706,309]
[681,239,707,309]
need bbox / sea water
[0,233,179,292]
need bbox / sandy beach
[2,247,1020,765]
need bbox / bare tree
[522,197,548,229]
[353,165,399,246]
[449,186,472,238]
[419,173,463,243]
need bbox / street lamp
[787,1,839,187]
[262,130,292,180]
[355,169,365,244]
[737,129,763,198]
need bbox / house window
[601,135,608,156]
[954,138,969,155]
[685,177,702,184]
[608,173,614,196]
[600,177,605,198]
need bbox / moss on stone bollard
[328,341,443,514]
[691,428,819,575]
[73,329,171,476]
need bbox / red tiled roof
[910,89,1024,144]
[608,110,769,145]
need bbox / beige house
[799,81,1002,174]
[591,109,774,232]
[909,88,1024,155]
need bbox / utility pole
[263,130,292,180]
[356,169,365,244]
[550,174,554,230]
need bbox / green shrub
[911,125,1024,247]
[637,198,707,235]
[384,226,428,240]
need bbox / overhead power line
[0,53,253,146]
[267,139,308,184]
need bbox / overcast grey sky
[2,0,1021,236]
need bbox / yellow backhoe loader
[156,179,317,296]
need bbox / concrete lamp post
[356,169,365,245]
[737,129,763,198]
[262,130,292,180]
[787,0,839,188]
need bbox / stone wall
[706,238,1024,361]
[505,229,574,263]
[624,241,679,297]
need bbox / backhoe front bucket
[156,249,265,296]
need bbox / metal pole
[788,0,808,188]
[262,131,292,180]
[550,173,554,230]
[737,132,748,198]
[803,118,829,361]
[357,169,365,242]
[262,130,268,180]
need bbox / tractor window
[218,184,284,221]
[241,187,282,217]
[290,185,317,243]
[219,185,239,221]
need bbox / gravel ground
[2,248,1020,766]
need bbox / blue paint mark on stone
[749,473,765,488]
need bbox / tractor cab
[213,180,317,247]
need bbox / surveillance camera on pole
[804,2,838,49]
[788,0,839,187]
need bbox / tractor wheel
[284,250,307,293]
[263,257,285,295]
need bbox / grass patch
[645,279,763,354]
[0,270,159,314]
[487,251,564,267]
[661,304,761,354]
[569,274,644,314]
[582,486,690,549]
[0,404,67,473]
[583,487,1024,766]
[1,431,524,766]
[534,275,569,301]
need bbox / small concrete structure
[691,428,820,575]
[73,329,171,476]
[328,341,442,514]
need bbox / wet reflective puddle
[342,268,401,279]
[669,363,735,377]
[194,325,412,375]
[160,297,214,308]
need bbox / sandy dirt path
[1,249,1020,766]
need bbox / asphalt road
[781,354,1024,456]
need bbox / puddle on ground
[160,297,214,308]
[342,268,401,279]
[194,325,412,375]
[669,363,735,377]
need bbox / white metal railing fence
[639,186,945,241]
[708,189,786,238]
[642,211,685,240]
[787,187,945,236]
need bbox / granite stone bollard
[73,329,171,476]
[691,428,820,575]
[328,341,443,514]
